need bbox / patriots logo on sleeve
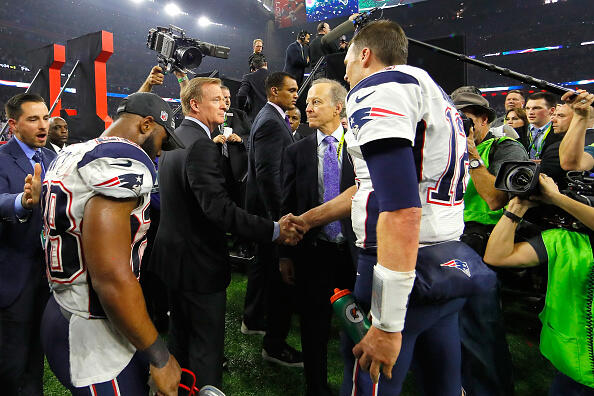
[348,107,405,136]
[94,173,144,194]
[440,259,471,277]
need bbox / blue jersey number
[427,107,468,206]
[42,182,85,283]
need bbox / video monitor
[305,0,359,23]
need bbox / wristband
[370,264,416,332]
[139,336,169,368]
[178,76,188,83]
[503,209,523,223]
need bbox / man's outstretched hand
[275,213,306,245]
[353,326,401,384]
[21,163,42,210]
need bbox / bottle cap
[330,288,352,304]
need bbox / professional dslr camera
[495,161,594,230]
[147,25,230,74]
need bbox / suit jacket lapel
[340,140,355,192]
[304,134,318,206]
[7,139,34,176]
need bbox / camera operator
[283,30,310,87]
[308,14,358,80]
[452,90,528,395]
[484,174,594,395]
[559,89,594,172]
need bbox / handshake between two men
[274,213,310,245]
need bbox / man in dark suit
[44,116,68,154]
[283,31,310,87]
[280,79,357,396]
[152,77,302,389]
[0,93,56,395]
[243,71,304,366]
[238,54,269,123]
[212,85,251,205]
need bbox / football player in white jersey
[294,20,476,395]
[39,92,183,395]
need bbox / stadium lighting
[165,3,181,16]
[198,16,211,27]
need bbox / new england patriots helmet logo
[440,259,471,277]
[348,107,405,136]
[94,173,144,194]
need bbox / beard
[140,133,157,160]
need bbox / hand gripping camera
[147,25,230,74]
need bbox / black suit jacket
[152,119,274,294]
[0,138,55,308]
[237,68,269,122]
[280,132,356,259]
[246,103,295,220]
[284,41,309,86]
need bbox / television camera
[147,25,230,74]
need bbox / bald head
[49,116,68,147]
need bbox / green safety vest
[463,137,512,225]
[539,228,594,387]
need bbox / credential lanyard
[336,131,346,160]
[528,123,552,159]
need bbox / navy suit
[244,103,296,350]
[0,137,56,395]
[284,41,309,87]
[280,132,357,395]
[237,68,269,123]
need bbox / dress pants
[244,242,295,350]
[0,263,48,396]
[168,289,226,389]
[296,239,356,396]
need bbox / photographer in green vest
[484,173,594,395]
[452,89,528,396]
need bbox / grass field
[43,272,555,395]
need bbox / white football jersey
[41,136,155,386]
[346,65,468,248]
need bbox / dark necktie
[322,135,341,240]
[32,151,45,181]
[285,115,292,131]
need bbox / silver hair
[311,78,347,109]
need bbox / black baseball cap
[117,92,184,150]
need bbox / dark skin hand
[82,195,181,396]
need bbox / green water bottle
[330,288,371,343]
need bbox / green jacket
[539,228,594,387]
[464,137,512,225]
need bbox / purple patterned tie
[323,135,341,240]
[285,115,292,131]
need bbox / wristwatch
[469,158,484,169]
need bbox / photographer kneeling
[484,173,594,395]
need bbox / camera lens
[505,167,534,192]
[175,46,202,69]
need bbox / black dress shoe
[261,343,304,368]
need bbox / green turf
[43,272,554,395]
